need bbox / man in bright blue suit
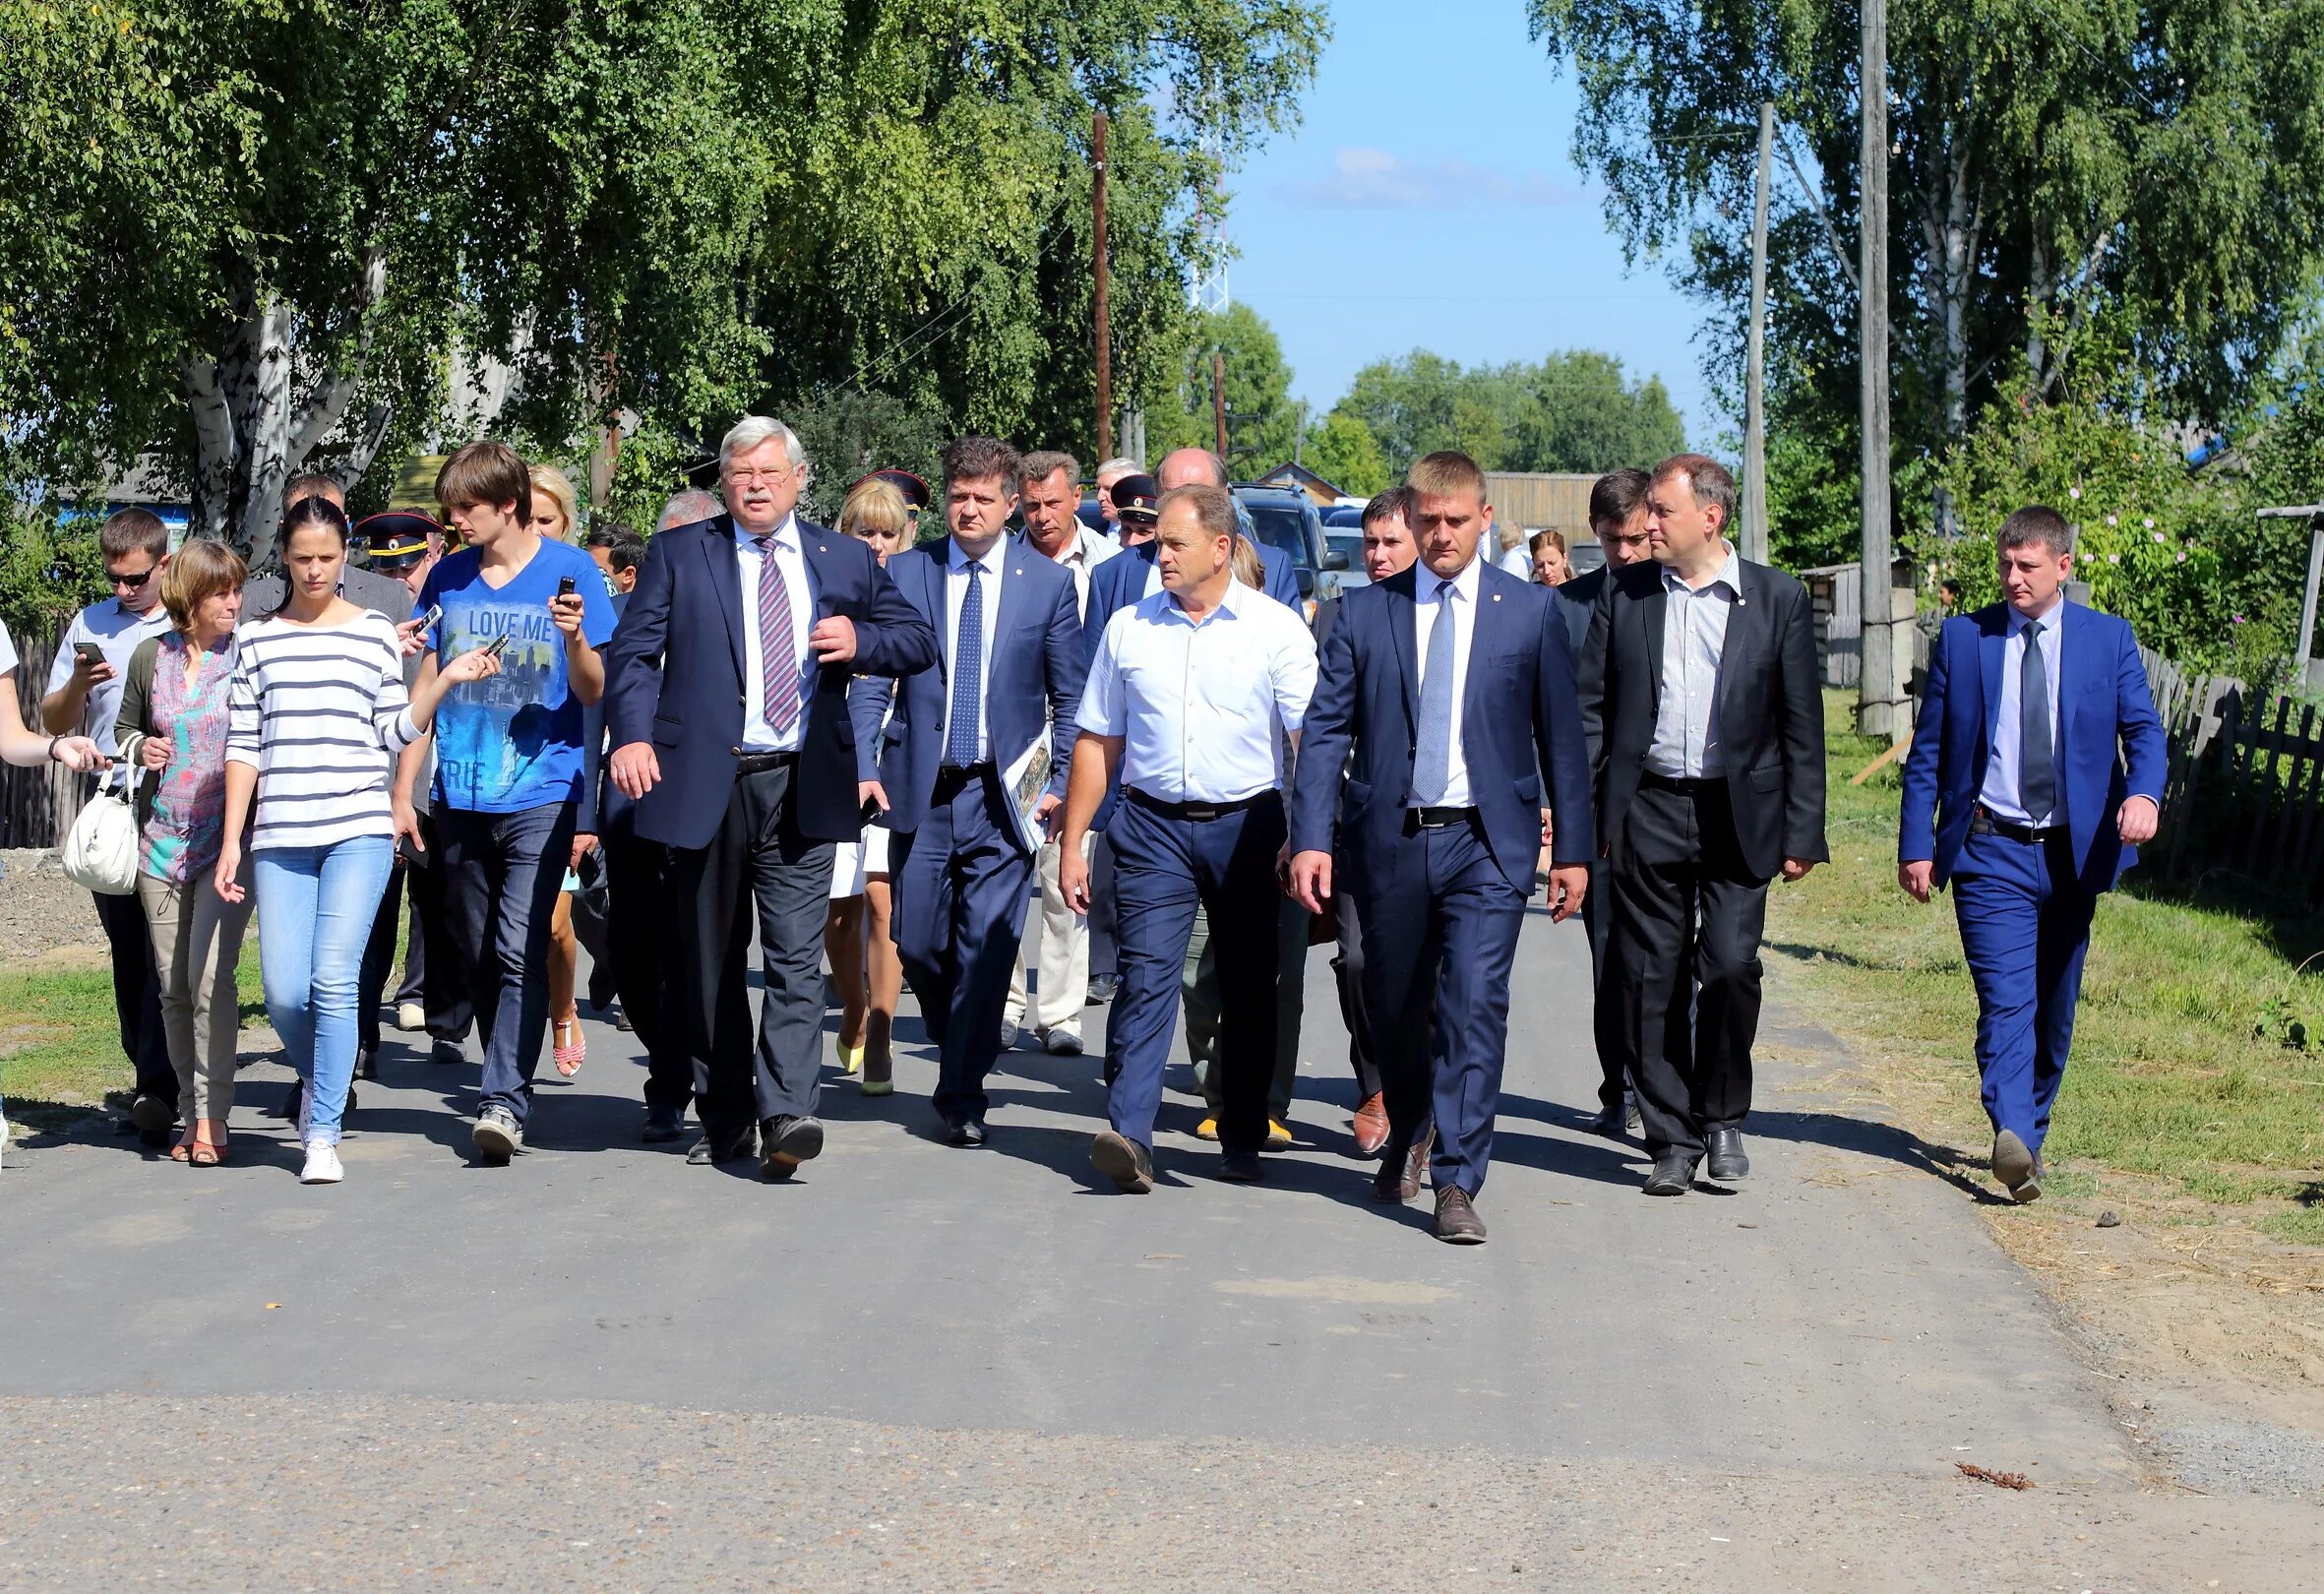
[1289,451,1593,1245]
[1898,505,2165,1203]
[849,437,1085,1144]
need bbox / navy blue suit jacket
[1290,562,1594,893]
[846,541,1086,841]
[1899,600,2166,892]
[1083,538,1299,654]
[604,515,939,850]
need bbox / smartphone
[73,642,104,670]
[418,603,443,632]
[483,634,511,658]
[556,576,577,598]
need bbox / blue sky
[1220,0,1721,444]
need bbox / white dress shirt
[46,598,175,757]
[1645,542,1743,779]
[1978,594,2067,827]
[943,536,1007,763]
[1039,524,1117,620]
[1408,555,1481,808]
[1078,579,1317,803]
[734,515,812,754]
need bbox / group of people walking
[6,412,2167,1237]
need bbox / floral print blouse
[140,634,235,883]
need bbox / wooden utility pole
[1211,349,1229,458]
[1858,0,1899,738]
[1091,110,1112,467]
[1742,100,1773,565]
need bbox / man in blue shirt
[398,441,614,1165]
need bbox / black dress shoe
[1434,1187,1488,1244]
[1086,974,1120,1006]
[687,1125,758,1165]
[1588,1100,1628,1138]
[1371,1126,1436,1203]
[1705,1128,1750,1181]
[945,1118,989,1148]
[272,1080,302,1122]
[1217,1147,1263,1183]
[1642,1152,1700,1196]
[761,1115,826,1179]
[641,1103,686,1143]
[1090,1130,1154,1193]
[354,1049,379,1082]
[428,1040,465,1067]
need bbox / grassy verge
[1766,690,2324,1244]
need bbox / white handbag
[60,766,146,896]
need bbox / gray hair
[657,488,725,532]
[1022,449,1080,490]
[1094,456,1143,481]
[718,415,809,483]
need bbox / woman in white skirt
[825,474,917,1094]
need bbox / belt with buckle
[1407,805,1479,829]
[1970,804,2067,844]
[932,762,995,803]
[732,750,799,775]
[1125,786,1270,824]
[1639,770,1723,794]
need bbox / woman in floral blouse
[114,538,253,1165]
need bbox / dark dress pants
[1356,817,1527,1197]
[405,809,474,1046]
[439,801,576,1128]
[393,866,426,1008]
[890,766,1036,1126]
[1331,881,1383,1101]
[603,828,688,1112]
[1607,777,1769,1161]
[1950,829,2097,1156]
[93,888,172,1100]
[356,858,407,1059]
[1577,857,1634,1112]
[662,761,832,1141]
[1101,792,1284,1157]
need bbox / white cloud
[1272,146,1582,211]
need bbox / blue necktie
[2020,618,2055,822]
[1413,582,1456,804]
[947,562,984,766]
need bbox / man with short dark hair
[1579,453,1826,1196]
[1899,507,2164,1202]
[585,526,647,594]
[41,508,176,1138]
[852,437,1084,1142]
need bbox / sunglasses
[107,565,158,590]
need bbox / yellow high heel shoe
[837,1039,865,1075]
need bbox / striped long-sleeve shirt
[227,612,421,851]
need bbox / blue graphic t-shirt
[417,538,616,814]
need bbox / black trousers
[1577,857,1635,1112]
[1606,776,1769,1160]
[356,858,408,1059]
[662,761,833,1139]
[93,888,171,1100]
[602,828,688,1111]
[403,810,474,1046]
[1331,884,1383,1101]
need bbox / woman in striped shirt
[214,498,497,1186]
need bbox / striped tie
[757,534,802,739]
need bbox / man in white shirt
[40,508,177,1138]
[1061,484,1316,1191]
[1004,449,1117,1055]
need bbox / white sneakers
[395,1001,426,1032]
[299,1142,344,1185]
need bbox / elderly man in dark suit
[604,416,937,1180]
[1579,453,1826,1196]
[1290,452,1593,1245]
[848,437,1085,1144]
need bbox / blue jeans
[256,836,396,1146]
[438,802,576,1127]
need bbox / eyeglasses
[726,466,793,486]
[108,565,158,590]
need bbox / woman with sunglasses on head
[216,497,498,1185]
[526,461,593,1077]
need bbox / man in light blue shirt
[1060,483,1316,1192]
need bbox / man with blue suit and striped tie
[850,437,1085,1145]
[1898,505,2165,1202]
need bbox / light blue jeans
[255,835,395,1146]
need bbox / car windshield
[1242,501,1313,567]
[1326,530,1364,560]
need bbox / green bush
[0,501,105,644]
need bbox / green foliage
[0,502,103,644]
[1147,303,1303,472]
[1300,409,1391,497]
[787,391,954,527]
[1329,347,1685,478]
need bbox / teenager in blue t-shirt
[395,441,615,1165]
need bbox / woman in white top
[214,498,495,1185]
[0,621,106,1166]
[824,476,910,1095]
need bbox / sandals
[553,1017,586,1077]
[189,1136,225,1167]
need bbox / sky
[1219,0,1722,444]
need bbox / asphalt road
[3,899,2317,1589]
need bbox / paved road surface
[3,901,2316,1589]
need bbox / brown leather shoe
[1351,1092,1389,1157]
[1434,1186,1487,1245]
[1091,1130,1154,1194]
[1371,1125,1435,1203]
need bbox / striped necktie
[757,534,802,739]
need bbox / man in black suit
[604,416,937,1180]
[1556,468,1655,1137]
[1578,453,1826,1196]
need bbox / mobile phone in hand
[419,603,443,632]
[74,642,104,670]
[556,576,577,598]
[484,634,511,658]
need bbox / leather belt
[932,762,995,803]
[1639,770,1724,794]
[732,750,798,775]
[1406,805,1479,830]
[1971,804,2067,844]
[1125,786,1273,824]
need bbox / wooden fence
[2138,645,2324,902]
[2,618,92,849]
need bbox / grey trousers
[137,867,256,1124]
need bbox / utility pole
[1211,349,1229,458]
[1742,100,1773,566]
[1091,110,1112,468]
[1858,0,1900,738]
